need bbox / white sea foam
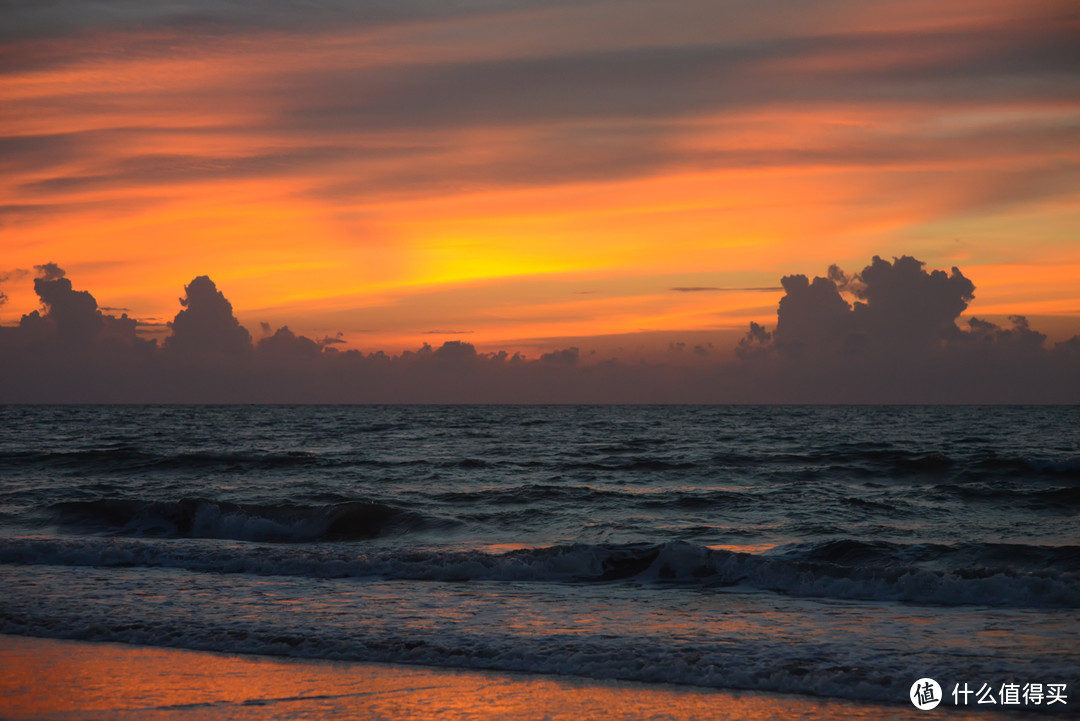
[2,562,1075,706]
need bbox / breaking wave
[3,537,1077,608]
[47,498,432,542]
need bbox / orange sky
[2,0,1078,357]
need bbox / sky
[1,0,1078,402]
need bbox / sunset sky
[2,0,1078,358]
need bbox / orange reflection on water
[0,634,1036,721]
[707,542,783,554]
[0,634,1023,721]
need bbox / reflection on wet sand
[0,635,1028,721]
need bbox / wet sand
[0,634,1024,720]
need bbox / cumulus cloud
[257,326,321,360]
[31,274,103,345]
[0,265,152,401]
[733,255,1079,402]
[735,322,771,360]
[744,255,979,359]
[164,276,252,357]
[14,263,144,352]
[0,257,1077,403]
[746,255,979,366]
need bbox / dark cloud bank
[1,256,1077,403]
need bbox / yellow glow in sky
[2,0,1078,355]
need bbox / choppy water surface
[1,405,1077,707]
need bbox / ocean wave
[432,483,629,505]
[46,498,433,542]
[721,448,1080,480]
[427,484,749,510]
[973,455,1080,479]
[0,448,321,473]
[2,444,1076,485]
[3,537,1077,608]
[558,458,700,472]
[930,483,1080,508]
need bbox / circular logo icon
[910,678,942,710]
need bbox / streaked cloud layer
[2,0,1078,354]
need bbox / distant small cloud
[540,346,579,365]
[317,332,347,346]
[422,329,474,334]
[0,268,30,283]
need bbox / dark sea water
[1,405,1077,709]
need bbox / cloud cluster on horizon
[1,256,1076,403]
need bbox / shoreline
[0,633,1031,720]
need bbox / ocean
[1,405,1077,710]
